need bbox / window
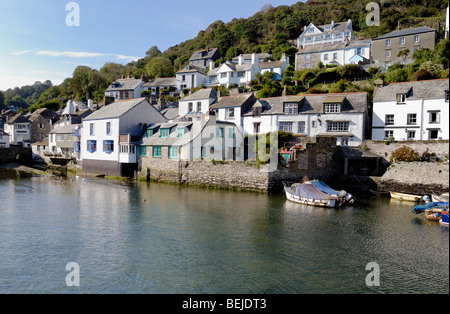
[237,71,245,77]
[312,121,317,128]
[153,146,162,157]
[168,146,178,158]
[229,128,235,139]
[160,128,170,138]
[385,50,391,58]
[182,75,186,82]
[445,90,449,102]
[384,130,394,140]
[334,32,343,38]
[323,53,328,61]
[147,129,154,137]
[429,111,440,123]
[407,114,417,125]
[327,121,349,132]
[333,53,338,60]
[87,140,97,153]
[429,129,439,139]
[279,122,293,132]
[139,146,147,157]
[177,128,185,138]
[298,121,306,133]
[254,123,261,134]
[226,108,235,118]
[284,102,299,114]
[324,34,332,41]
[196,102,202,112]
[399,37,405,45]
[397,94,406,103]
[385,114,395,125]
[304,54,311,61]
[216,127,224,138]
[106,122,111,135]
[39,124,45,129]
[220,73,227,79]
[307,27,314,34]
[56,135,64,141]
[356,47,364,55]
[188,102,193,113]
[407,131,416,140]
[103,140,114,154]
[385,39,391,47]
[73,142,81,152]
[414,35,420,43]
[324,103,341,113]
[314,35,322,42]
[90,123,94,136]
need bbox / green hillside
[2,0,447,112]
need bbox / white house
[4,114,31,147]
[259,53,290,80]
[242,92,369,147]
[210,93,257,134]
[0,131,10,148]
[372,79,449,141]
[295,39,372,70]
[48,124,77,156]
[104,77,145,102]
[298,19,354,49]
[80,98,167,177]
[176,65,207,91]
[178,88,217,119]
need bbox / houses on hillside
[297,19,354,49]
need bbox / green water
[0,174,448,294]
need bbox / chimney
[251,53,257,64]
[67,100,74,114]
[331,21,335,28]
[238,55,244,65]
[88,99,94,110]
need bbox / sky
[0,0,302,91]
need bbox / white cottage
[372,79,449,141]
[178,88,217,119]
[4,114,31,147]
[80,98,167,177]
[243,92,369,147]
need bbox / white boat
[431,192,449,203]
[390,192,422,202]
[283,181,341,208]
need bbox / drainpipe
[420,98,424,140]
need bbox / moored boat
[413,201,449,222]
[390,192,422,202]
[310,180,356,204]
[440,211,449,226]
[431,192,449,203]
[283,181,352,208]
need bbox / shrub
[390,146,420,163]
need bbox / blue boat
[413,202,449,213]
[441,211,449,226]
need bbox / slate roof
[296,40,371,54]
[105,78,144,91]
[161,108,179,120]
[210,93,256,110]
[144,77,177,87]
[6,114,30,124]
[180,88,217,102]
[373,79,449,102]
[189,48,220,62]
[258,60,285,69]
[374,26,435,40]
[83,98,148,121]
[176,64,207,75]
[261,93,367,115]
[49,125,76,134]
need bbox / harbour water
[0,172,448,294]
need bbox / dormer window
[324,103,341,113]
[397,94,406,104]
[284,102,299,114]
[160,128,170,138]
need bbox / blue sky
[0,0,302,91]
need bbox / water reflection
[0,175,448,294]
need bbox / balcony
[119,134,137,164]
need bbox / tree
[145,46,162,58]
[8,95,28,109]
[0,91,5,111]
[397,48,410,61]
[145,56,173,79]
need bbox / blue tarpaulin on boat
[291,183,336,200]
[311,181,340,196]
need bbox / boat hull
[391,192,422,202]
[284,187,337,208]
